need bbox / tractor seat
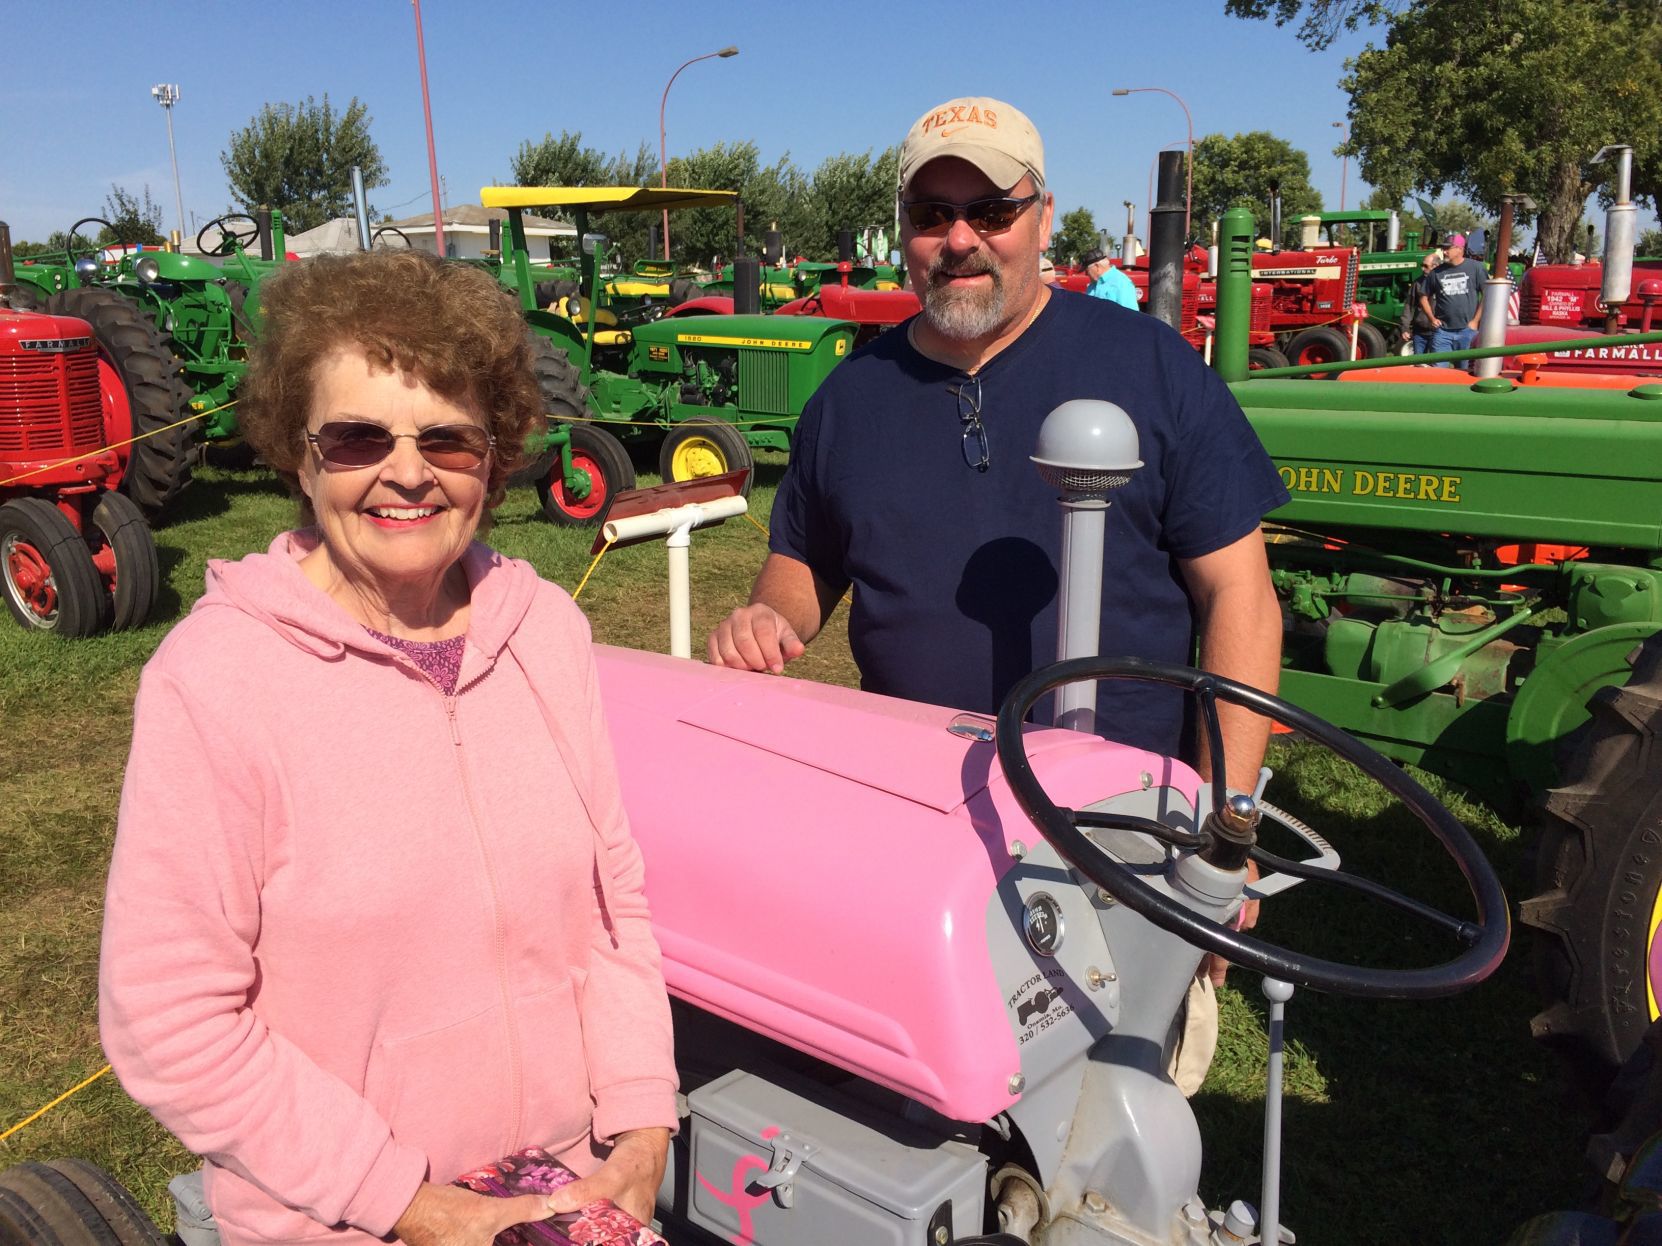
[555,295,619,328]
[590,329,633,348]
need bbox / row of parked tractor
[4,157,1660,642]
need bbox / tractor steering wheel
[63,217,117,265]
[371,225,412,250]
[994,656,1510,1000]
[197,214,262,257]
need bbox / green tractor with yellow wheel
[482,185,858,514]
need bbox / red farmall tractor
[0,223,158,635]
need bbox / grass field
[0,458,1596,1244]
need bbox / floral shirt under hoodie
[100,531,677,1246]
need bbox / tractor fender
[522,309,586,359]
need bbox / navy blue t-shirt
[770,290,1289,759]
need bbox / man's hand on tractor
[708,604,806,673]
[545,1128,670,1227]
[393,1181,551,1246]
[1203,858,1262,988]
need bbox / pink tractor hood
[596,646,1197,1123]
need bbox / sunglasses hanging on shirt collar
[949,375,990,473]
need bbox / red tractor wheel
[536,424,636,526]
[0,498,108,636]
[1284,326,1352,378]
[89,491,160,631]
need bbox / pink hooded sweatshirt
[99,532,677,1246]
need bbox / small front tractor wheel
[659,420,754,495]
[537,424,636,526]
[90,491,160,631]
[1524,631,1662,1084]
[0,498,107,636]
[46,287,195,516]
[1283,325,1352,377]
[1247,346,1290,371]
[1354,321,1390,360]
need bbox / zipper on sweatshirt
[440,670,528,1150]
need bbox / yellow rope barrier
[742,512,771,541]
[0,1065,111,1143]
[571,535,616,601]
[0,399,236,489]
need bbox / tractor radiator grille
[0,348,103,455]
[739,349,790,415]
[1520,288,1543,319]
[1251,285,1272,332]
[1344,261,1358,308]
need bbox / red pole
[411,0,445,256]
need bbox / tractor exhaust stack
[1597,145,1636,333]
[1476,195,1529,379]
[255,207,274,262]
[0,222,14,308]
[351,167,372,251]
[1148,150,1186,331]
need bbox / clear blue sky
[2,0,1647,247]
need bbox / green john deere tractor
[1210,205,1662,1085]
[482,185,857,521]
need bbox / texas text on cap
[898,97,1045,195]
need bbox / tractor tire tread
[0,496,109,636]
[42,1161,165,1246]
[45,287,196,517]
[0,1163,123,1245]
[1525,632,1662,1082]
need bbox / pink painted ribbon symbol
[695,1125,781,1246]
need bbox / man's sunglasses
[305,421,495,471]
[902,193,1040,236]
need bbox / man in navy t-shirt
[708,95,1288,790]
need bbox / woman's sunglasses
[902,193,1040,236]
[305,421,495,471]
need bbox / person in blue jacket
[1081,247,1139,310]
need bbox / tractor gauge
[1022,892,1065,956]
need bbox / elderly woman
[99,251,675,1246]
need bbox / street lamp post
[411,0,446,256]
[1332,121,1349,212]
[1113,87,1193,239]
[659,45,738,262]
[150,84,185,245]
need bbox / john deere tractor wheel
[1355,321,1390,360]
[89,491,159,632]
[46,287,195,516]
[510,337,591,488]
[537,424,635,526]
[0,498,107,636]
[1283,326,1352,376]
[659,420,754,495]
[1524,632,1662,1084]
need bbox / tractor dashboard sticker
[835,339,847,355]
[675,333,814,350]
[1278,464,1463,504]
[1008,966,1074,1045]
[648,345,670,362]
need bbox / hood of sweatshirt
[199,529,541,665]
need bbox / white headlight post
[1030,400,1143,733]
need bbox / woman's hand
[545,1127,671,1226]
[393,1182,550,1246]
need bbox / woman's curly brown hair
[239,250,541,520]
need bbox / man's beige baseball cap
[898,97,1045,195]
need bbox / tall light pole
[1113,86,1193,239]
[659,45,738,262]
[411,0,445,256]
[1332,120,1349,211]
[150,84,185,245]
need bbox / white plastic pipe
[601,495,749,659]
[601,495,748,545]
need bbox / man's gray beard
[920,262,1007,340]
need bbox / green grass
[0,458,1592,1243]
